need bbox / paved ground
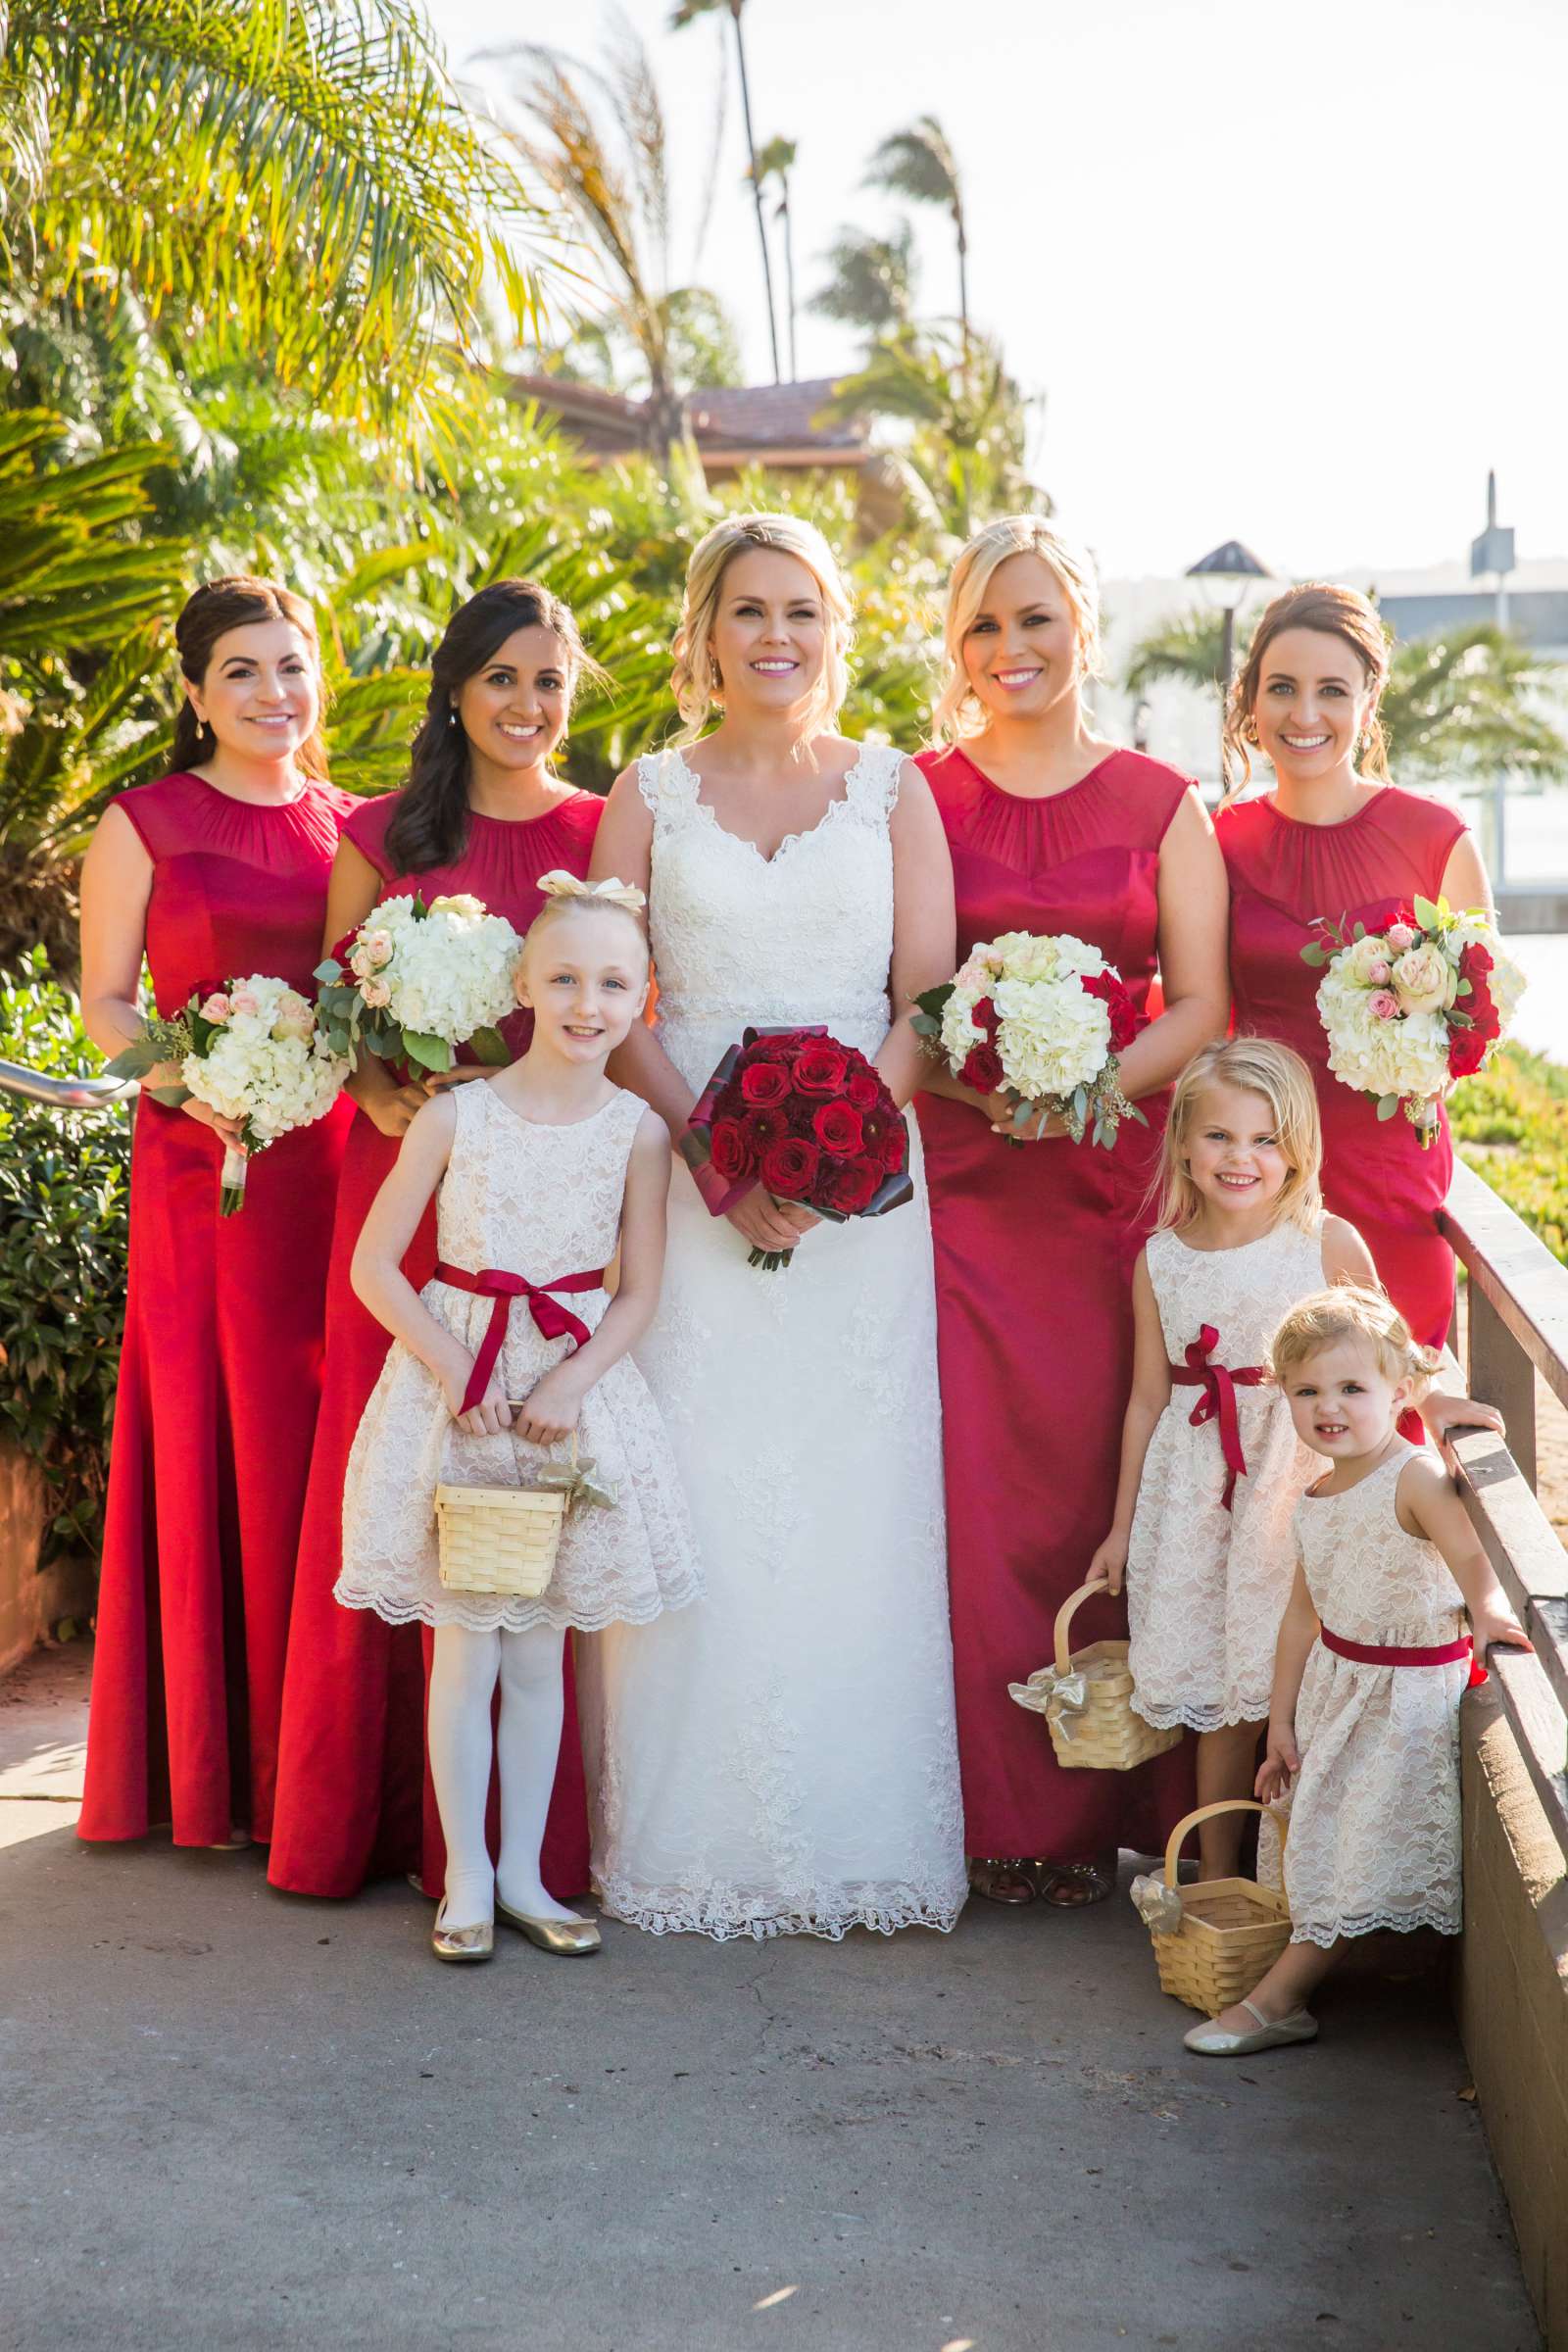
[0,1646,1540,2352]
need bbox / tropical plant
[863,115,970,356]
[752,136,799,379]
[670,0,781,382]
[0,0,546,425]
[1123,610,1568,785]
[818,323,1037,536]
[0,950,132,1559]
[809,222,918,337]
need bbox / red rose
[741,1061,791,1108]
[792,1040,850,1097]
[812,1100,865,1156]
[845,1066,881,1111]
[974,996,1002,1040]
[1081,968,1140,1053]
[959,1041,1004,1094]
[879,1114,908,1173]
[744,1105,788,1152]
[710,1118,756,1183]
[1459,942,1499,1037]
[1446,1025,1487,1079]
[749,1035,801,1065]
[823,1157,880,1214]
[760,1135,821,1200]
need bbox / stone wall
[1458,1682,1568,2349]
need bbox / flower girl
[1088,1039,1382,1882]
[335,874,701,1962]
[1184,1286,1530,2055]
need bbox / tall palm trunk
[727,2,781,382]
[779,172,798,380]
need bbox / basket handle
[1162,1797,1288,1887]
[1053,1581,1110,1676]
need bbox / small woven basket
[1140,1798,1293,2017]
[434,1435,579,1600]
[1008,1582,1184,1770]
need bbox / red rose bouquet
[682,1026,914,1270]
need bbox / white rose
[1391,943,1458,1017]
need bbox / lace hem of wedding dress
[1134,1688,1272,1733]
[331,1573,702,1638]
[594,1870,965,1943]
[1290,1904,1460,1949]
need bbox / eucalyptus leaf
[404,1031,453,1072]
[1376,1094,1399,1121]
[468,1026,510,1067]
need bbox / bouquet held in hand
[1302,895,1526,1145]
[108,975,348,1214]
[682,1027,913,1270]
[912,929,1144,1148]
[316,892,521,1079]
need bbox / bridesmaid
[1218,580,1496,1440]
[915,516,1229,1907]
[78,577,357,1850]
[267,579,605,1902]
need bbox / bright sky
[428,0,1568,582]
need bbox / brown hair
[387,579,606,874]
[1270,1285,1439,1396]
[172,577,329,779]
[1222,582,1392,800]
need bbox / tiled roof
[686,380,863,450]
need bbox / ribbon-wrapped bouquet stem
[316,891,521,1079]
[108,975,348,1213]
[912,929,1145,1148]
[681,1026,913,1270]
[1302,894,1526,1145]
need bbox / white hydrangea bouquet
[108,975,349,1213]
[315,892,521,1081]
[1301,894,1526,1145]
[913,929,1145,1148]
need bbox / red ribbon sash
[1169,1324,1264,1512]
[434,1261,605,1416]
[1321,1625,1487,1686]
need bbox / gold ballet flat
[432,1900,494,1964]
[495,1897,602,1955]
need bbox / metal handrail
[0,1056,137,1109]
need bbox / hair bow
[537,869,647,914]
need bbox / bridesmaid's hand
[179,1095,246,1148]
[367,1079,436,1139]
[990,1095,1067,1143]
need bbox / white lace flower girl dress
[335,1080,702,1634]
[1126,1220,1325,1731]
[1272,1439,1470,1945]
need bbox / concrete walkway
[0,1646,1540,2352]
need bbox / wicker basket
[1139,1798,1293,2017]
[1007,1582,1184,1770]
[434,1436,579,1600]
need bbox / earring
[447,708,459,728]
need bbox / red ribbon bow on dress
[434,1262,605,1416]
[1169,1324,1264,1512]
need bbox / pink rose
[361,977,392,1009]
[1368,990,1399,1021]
[1386,922,1416,954]
[1365,958,1392,986]
[199,992,232,1023]
[348,944,376,980]
[229,989,261,1018]
[365,929,394,967]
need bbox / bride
[579,513,967,1939]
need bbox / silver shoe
[1184,1997,1318,2056]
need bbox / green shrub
[0,950,130,1557]
[1451,1043,1568,1267]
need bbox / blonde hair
[670,513,854,745]
[1223,582,1392,801]
[1270,1286,1438,1396]
[932,514,1103,744]
[1154,1037,1323,1236]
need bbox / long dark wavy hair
[383,579,602,875]
[170,576,329,779]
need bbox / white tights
[425,1624,577,1930]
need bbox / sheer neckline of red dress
[946,742,1121,807]
[466,788,598,831]
[1250,785,1395,835]
[169,767,318,812]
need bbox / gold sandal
[968,1858,1037,1906]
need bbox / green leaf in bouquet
[358,1026,397,1057]
[1413,895,1441,930]
[912,982,956,1023]
[1352,921,1366,940]
[468,1026,511,1067]
[1298,942,1329,966]
[909,1010,942,1041]
[189,1013,219,1054]
[409,895,429,920]
[1376,1094,1399,1121]
[1071,1084,1089,1122]
[314,959,345,986]
[144,1081,191,1106]
[1455,977,1472,999]
[403,1032,453,1073]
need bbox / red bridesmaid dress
[1218,786,1468,1350]
[80,771,357,1849]
[267,788,604,1899]
[913,747,1197,1866]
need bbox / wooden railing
[1441,1159,1568,1868]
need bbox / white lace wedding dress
[577,743,967,1939]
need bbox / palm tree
[863,115,969,355]
[669,0,782,383]
[0,0,547,423]
[752,136,799,379]
[1123,610,1568,782]
[808,222,917,338]
[817,323,1034,536]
